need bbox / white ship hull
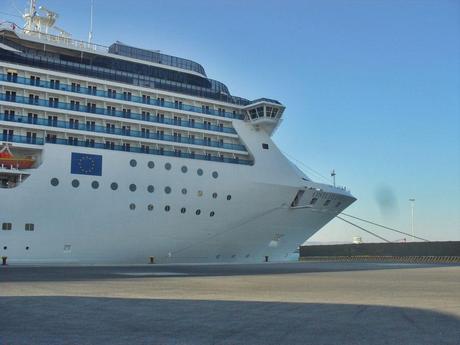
[1,120,355,264]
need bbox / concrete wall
[300,241,460,257]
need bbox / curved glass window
[197,168,203,176]
[130,159,137,167]
[50,178,59,186]
[129,184,137,192]
[71,179,80,188]
[212,171,218,179]
[148,161,155,169]
[129,203,136,210]
[147,185,154,193]
[165,163,172,170]
[165,186,172,194]
[181,166,188,173]
[111,182,118,190]
[91,181,99,189]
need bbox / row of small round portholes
[130,159,219,179]
[50,178,232,200]
[128,203,215,216]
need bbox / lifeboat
[0,145,35,169]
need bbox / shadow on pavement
[1,296,459,345]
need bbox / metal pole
[409,198,415,241]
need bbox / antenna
[331,169,336,187]
[88,0,94,44]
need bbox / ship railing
[0,74,245,122]
[0,134,253,165]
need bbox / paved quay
[1,261,459,345]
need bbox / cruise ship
[0,1,356,264]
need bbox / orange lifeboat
[0,145,35,169]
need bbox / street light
[409,198,415,241]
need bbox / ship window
[227,195,232,201]
[165,205,171,212]
[210,211,215,217]
[212,192,218,199]
[310,198,318,205]
[111,182,118,190]
[147,204,154,211]
[91,181,99,189]
[25,223,34,231]
[2,223,12,231]
[147,185,154,193]
[195,209,201,215]
[197,168,203,176]
[3,246,6,250]
[164,163,172,170]
[72,179,80,188]
[181,188,187,195]
[262,143,269,149]
[148,161,155,169]
[50,178,59,186]
[129,203,136,210]
[130,159,137,167]
[26,246,30,250]
[197,190,203,197]
[212,171,218,179]
[181,207,186,214]
[323,200,331,206]
[165,186,172,194]
[181,166,188,173]
[129,184,137,192]
[335,201,342,208]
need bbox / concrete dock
[1,261,459,344]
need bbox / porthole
[50,178,59,186]
[165,162,171,170]
[245,254,250,258]
[3,246,6,250]
[26,246,30,250]
[181,166,188,173]
[129,203,136,210]
[197,168,203,176]
[110,182,118,190]
[147,185,154,193]
[216,254,221,259]
[165,186,172,194]
[71,179,80,188]
[91,181,99,189]
[129,184,137,192]
[212,171,218,179]
[130,159,137,167]
[212,192,218,199]
[181,188,187,195]
[210,211,215,217]
[195,209,201,215]
[197,190,203,197]
[226,195,232,201]
[147,161,155,169]
[181,207,186,214]
[147,204,154,211]
[231,254,236,258]
[165,205,171,212]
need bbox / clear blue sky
[2,0,459,242]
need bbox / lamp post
[409,198,415,241]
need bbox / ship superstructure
[0,2,356,264]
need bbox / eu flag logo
[71,153,102,176]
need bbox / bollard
[149,256,155,264]
[1,256,7,266]
[264,256,269,262]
